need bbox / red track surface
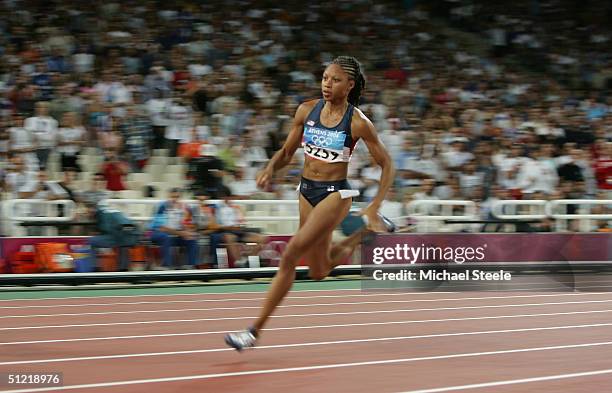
[1,288,611,392]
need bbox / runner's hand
[256,167,274,190]
[358,205,386,232]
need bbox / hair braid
[332,56,365,107]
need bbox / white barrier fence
[1,199,78,236]
[1,198,610,236]
[0,199,300,237]
[490,200,549,220]
[400,200,478,232]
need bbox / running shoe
[375,213,397,233]
[225,327,258,351]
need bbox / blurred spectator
[4,155,37,198]
[57,112,85,171]
[594,142,612,191]
[210,186,266,266]
[56,168,78,202]
[413,178,438,201]
[189,144,225,197]
[149,188,198,269]
[101,151,128,192]
[228,166,260,198]
[516,146,558,195]
[191,189,220,267]
[558,148,585,183]
[8,113,38,171]
[99,122,124,153]
[49,83,82,121]
[165,94,193,156]
[80,172,111,206]
[121,106,153,172]
[86,202,141,272]
[459,160,484,198]
[24,101,57,170]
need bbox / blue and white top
[302,100,356,163]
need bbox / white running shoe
[225,328,257,351]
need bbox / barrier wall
[2,233,610,274]
[0,235,301,274]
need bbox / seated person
[191,189,222,267]
[149,187,198,269]
[86,201,141,271]
[209,186,266,266]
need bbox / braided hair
[331,56,366,107]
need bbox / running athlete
[225,56,395,350]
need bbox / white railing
[104,198,299,221]
[547,199,612,232]
[1,198,610,236]
[105,198,301,234]
[490,199,548,220]
[1,199,77,236]
[401,200,478,232]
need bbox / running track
[0,280,611,392]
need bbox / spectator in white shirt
[72,44,95,74]
[442,138,474,169]
[4,155,37,199]
[8,113,39,171]
[413,178,439,200]
[145,89,171,149]
[164,96,193,156]
[228,166,259,198]
[57,112,85,171]
[459,160,485,198]
[379,118,406,168]
[494,143,528,189]
[211,186,266,266]
[24,101,58,170]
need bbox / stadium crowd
[0,0,610,233]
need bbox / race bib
[303,126,349,163]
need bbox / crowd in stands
[0,0,610,233]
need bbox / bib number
[305,144,339,161]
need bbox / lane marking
[3,292,611,319]
[3,298,612,331]
[2,309,612,346]
[401,368,612,393]
[0,291,459,310]
[0,288,363,302]
[2,322,611,365]
[1,341,612,392]
[0,289,607,311]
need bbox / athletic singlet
[302,99,356,163]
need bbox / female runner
[225,56,395,350]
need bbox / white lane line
[0,289,608,311]
[1,292,447,310]
[2,276,611,304]
[1,341,612,393]
[2,309,612,346]
[3,298,612,331]
[3,292,610,319]
[1,322,611,366]
[0,288,363,303]
[401,369,612,393]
